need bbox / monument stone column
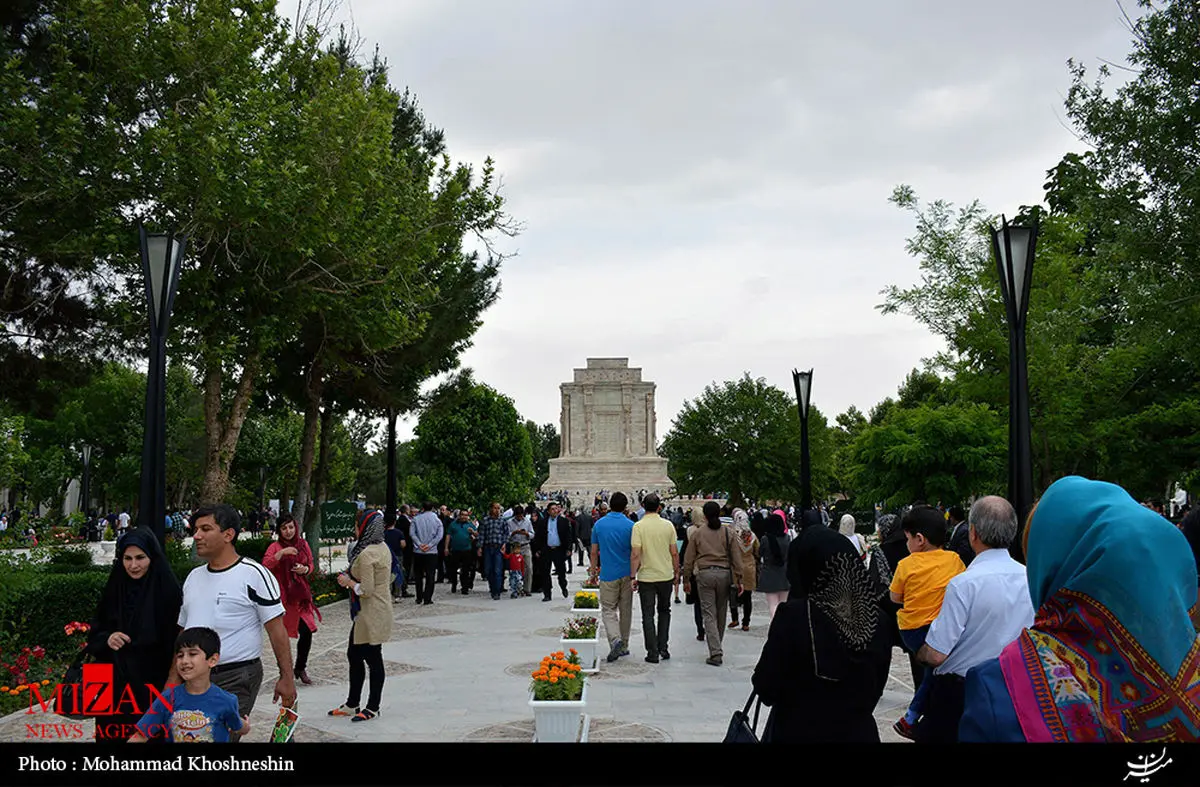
[543,358,674,496]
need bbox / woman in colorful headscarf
[729,508,760,631]
[263,512,321,685]
[960,476,1200,742]
[329,509,393,722]
[752,525,892,742]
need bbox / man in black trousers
[533,501,572,601]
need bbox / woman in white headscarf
[838,515,868,564]
[729,508,760,631]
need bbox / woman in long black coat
[85,528,182,742]
[752,526,891,742]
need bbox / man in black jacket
[574,508,593,568]
[946,506,972,568]
[533,501,573,601]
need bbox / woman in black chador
[85,528,183,742]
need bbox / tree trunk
[199,350,262,503]
[291,358,325,526]
[314,405,334,509]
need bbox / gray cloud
[340,0,1141,447]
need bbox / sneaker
[619,646,630,657]
[328,704,358,717]
[510,592,519,598]
[351,709,379,722]
[645,654,659,664]
[705,656,723,666]
[893,717,916,741]
[561,587,568,598]
[659,650,670,660]
[542,596,552,602]
[606,639,624,663]
[696,633,705,641]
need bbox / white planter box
[560,631,603,673]
[100,541,115,557]
[529,680,589,742]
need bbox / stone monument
[542,358,674,497]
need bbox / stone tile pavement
[1,565,914,743]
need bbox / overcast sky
[324,0,1139,446]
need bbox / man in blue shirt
[590,492,634,662]
[533,502,572,601]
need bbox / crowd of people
[750,477,1200,744]
[57,474,1200,744]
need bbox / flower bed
[529,649,585,702]
[570,591,599,611]
[562,616,598,640]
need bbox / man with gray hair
[913,495,1034,742]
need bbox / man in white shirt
[914,495,1035,743]
[168,503,296,740]
[117,510,131,536]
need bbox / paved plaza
[1,552,914,743]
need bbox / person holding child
[888,505,965,739]
[130,627,250,743]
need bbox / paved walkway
[2,563,914,743]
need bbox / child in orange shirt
[888,505,965,739]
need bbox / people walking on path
[682,501,743,666]
[410,502,444,605]
[729,508,759,631]
[477,503,510,600]
[534,501,572,601]
[86,527,183,742]
[591,492,634,662]
[630,493,679,663]
[262,513,321,686]
[170,504,296,740]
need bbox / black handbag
[723,689,762,743]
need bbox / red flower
[31,646,45,659]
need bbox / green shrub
[309,571,348,607]
[0,570,110,664]
[235,534,273,565]
[41,545,96,572]
[163,537,199,583]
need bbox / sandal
[351,709,379,722]
[328,704,358,717]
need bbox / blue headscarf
[1027,475,1198,674]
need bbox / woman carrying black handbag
[84,528,182,742]
[750,525,891,742]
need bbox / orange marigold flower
[569,648,578,655]
[549,677,558,684]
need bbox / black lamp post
[80,445,92,518]
[385,409,398,525]
[137,225,186,545]
[791,368,813,511]
[991,215,1037,562]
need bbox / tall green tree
[661,374,832,506]
[410,371,535,509]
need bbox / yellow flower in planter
[572,591,599,609]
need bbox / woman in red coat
[263,513,321,685]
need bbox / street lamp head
[792,368,813,417]
[139,224,187,335]
[82,445,92,465]
[991,215,1037,321]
